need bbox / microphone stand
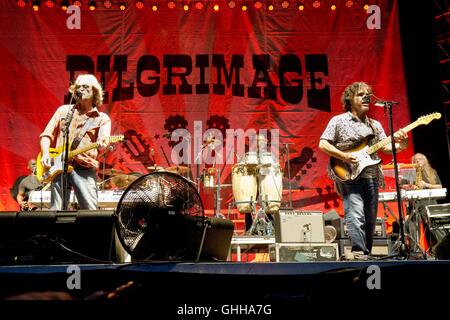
[61,102,76,210]
[383,101,407,258]
[283,142,295,209]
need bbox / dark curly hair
[341,82,373,112]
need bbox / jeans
[51,166,98,210]
[336,178,378,254]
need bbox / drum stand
[247,195,275,236]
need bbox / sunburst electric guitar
[330,112,441,183]
[36,135,124,184]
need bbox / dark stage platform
[1,259,449,316]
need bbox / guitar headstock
[418,112,441,125]
[108,135,125,143]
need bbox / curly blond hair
[68,74,104,108]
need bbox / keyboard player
[405,153,445,255]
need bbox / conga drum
[232,164,258,213]
[259,162,283,214]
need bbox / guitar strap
[70,117,96,150]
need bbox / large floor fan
[115,171,206,261]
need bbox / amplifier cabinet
[339,238,392,257]
[274,210,325,243]
[269,243,339,262]
[343,217,387,239]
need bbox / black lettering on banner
[305,54,330,111]
[65,55,94,103]
[97,55,110,104]
[163,54,193,95]
[136,55,160,97]
[112,55,134,102]
[248,54,276,100]
[279,54,303,104]
[212,54,244,96]
[64,53,331,109]
[195,54,209,94]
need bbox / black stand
[383,101,407,258]
[61,104,76,210]
[283,142,295,209]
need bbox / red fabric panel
[0,0,413,213]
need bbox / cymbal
[165,165,191,175]
[205,184,232,188]
[147,165,165,172]
[101,168,128,176]
[111,174,140,189]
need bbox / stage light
[167,0,176,9]
[32,0,41,11]
[228,0,236,9]
[363,3,369,10]
[119,1,126,10]
[61,0,69,10]
[183,3,190,11]
[73,0,82,7]
[281,0,290,9]
[312,0,321,8]
[297,2,305,11]
[89,0,97,10]
[17,0,27,8]
[151,4,158,11]
[267,3,275,11]
[135,0,145,9]
[254,1,263,9]
[329,1,336,10]
[241,3,248,11]
[103,0,112,8]
[45,0,55,8]
[194,1,204,10]
[212,3,219,11]
[345,0,354,8]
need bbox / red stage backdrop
[0,0,413,213]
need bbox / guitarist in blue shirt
[319,82,409,260]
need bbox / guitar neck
[68,142,99,159]
[368,120,420,155]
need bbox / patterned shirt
[320,112,387,182]
[40,104,111,168]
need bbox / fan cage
[115,172,204,260]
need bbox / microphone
[362,94,373,104]
[374,100,399,107]
[162,132,172,138]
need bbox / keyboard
[379,188,447,202]
[29,190,124,209]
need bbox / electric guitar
[36,135,124,184]
[330,112,441,183]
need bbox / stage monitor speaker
[0,210,116,264]
[197,217,235,261]
[274,210,325,243]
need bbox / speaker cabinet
[0,210,116,264]
[274,210,325,243]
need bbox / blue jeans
[336,178,378,254]
[51,166,98,210]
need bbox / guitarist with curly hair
[319,82,409,260]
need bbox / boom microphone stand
[378,99,407,258]
[61,99,76,210]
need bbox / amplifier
[343,217,387,238]
[269,243,339,262]
[273,210,325,243]
[339,238,392,257]
[426,203,450,228]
